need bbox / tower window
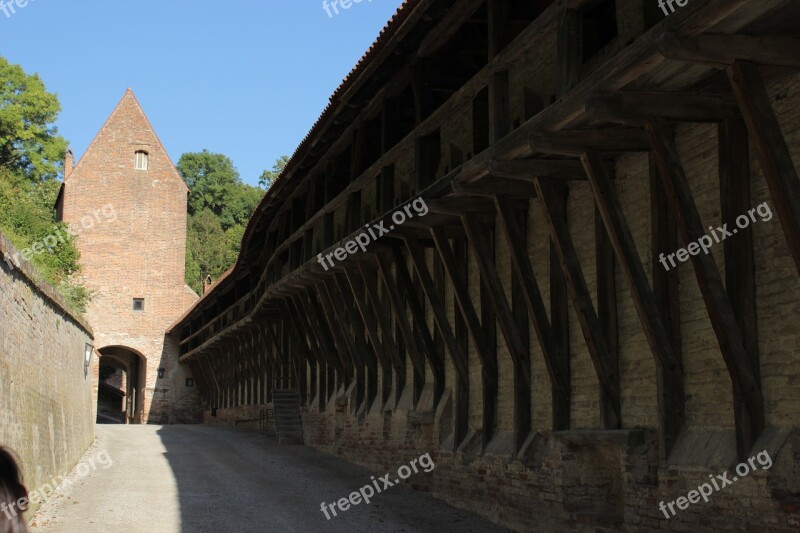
[133,298,145,311]
[134,151,149,170]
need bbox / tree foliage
[0,57,90,313]
[0,169,91,311]
[177,150,264,293]
[258,155,288,189]
[0,56,68,182]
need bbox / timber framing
[168,0,799,477]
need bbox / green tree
[177,150,240,217]
[220,182,263,231]
[0,168,91,312]
[0,57,67,182]
[258,155,288,189]
[0,58,89,312]
[178,150,267,292]
[185,209,229,293]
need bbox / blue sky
[0,0,402,186]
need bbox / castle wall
[0,232,96,515]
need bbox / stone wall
[0,232,96,514]
[297,67,800,532]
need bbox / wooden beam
[280,300,314,365]
[461,214,532,450]
[321,280,371,373]
[375,253,444,394]
[488,159,588,180]
[400,238,470,384]
[343,269,402,375]
[495,195,570,429]
[361,259,425,392]
[488,0,509,141]
[727,61,800,277]
[428,229,495,383]
[451,237,471,449]
[478,222,498,448]
[650,151,683,458]
[315,283,357,372]
[339,274,387,405]
[534,179,621,428]
[510,205,531,451]
[453,177,536,197]
[530,129,650,155]
[658,32,800,68]
[355,266,406,391]
[586,91,739,124]
[301,290,345,373]
[461,214,532,383]
[719,117,761,451]
[329,276,379,405]
[549,186,571,431]
[286,297,320,364]
[647,117,764,457]
[581,150,685,454]
[417,0,484,58]
[557,9,580,97]
[426,197,497,215]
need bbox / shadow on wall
[150,334,204,424]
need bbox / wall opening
[96,346,147,424]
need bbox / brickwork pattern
[0,233,95,515]
[61,90,199,423]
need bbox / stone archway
[97,346,147,424]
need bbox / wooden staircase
[273,388,303,445]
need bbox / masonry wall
[180,1,800,530]
[297,67,800,532]
[61,90,200,423]
[0,232,95,515]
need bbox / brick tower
[56,89,200,423]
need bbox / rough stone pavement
[30,425,509,533]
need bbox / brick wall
[0,232,95,514]
[297,66,800,531]
[61,90,200,423]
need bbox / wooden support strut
[581,150,685,454]
[319,281,366,370]
[327,277,378,377]
[373,254,440,391]
[727,61,800,277]
[425,230,498,447]
[358,260,416,397]
[461,214,532,386]
[586,91,739,124]
[353,266,406,377]
[494,195,570,430]
[427,229,494,384]
[400,238,471,385]
[314,282,358,375]
[647,117,764,456]
[534,178,621,429]
[720,118,761,452]
[658,32,800,68]
[339,271,397,373]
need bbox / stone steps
[273,389,303,445]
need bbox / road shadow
[156,424,508,533]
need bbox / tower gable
[67,89,188,192]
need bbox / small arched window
[134,151,149,170]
